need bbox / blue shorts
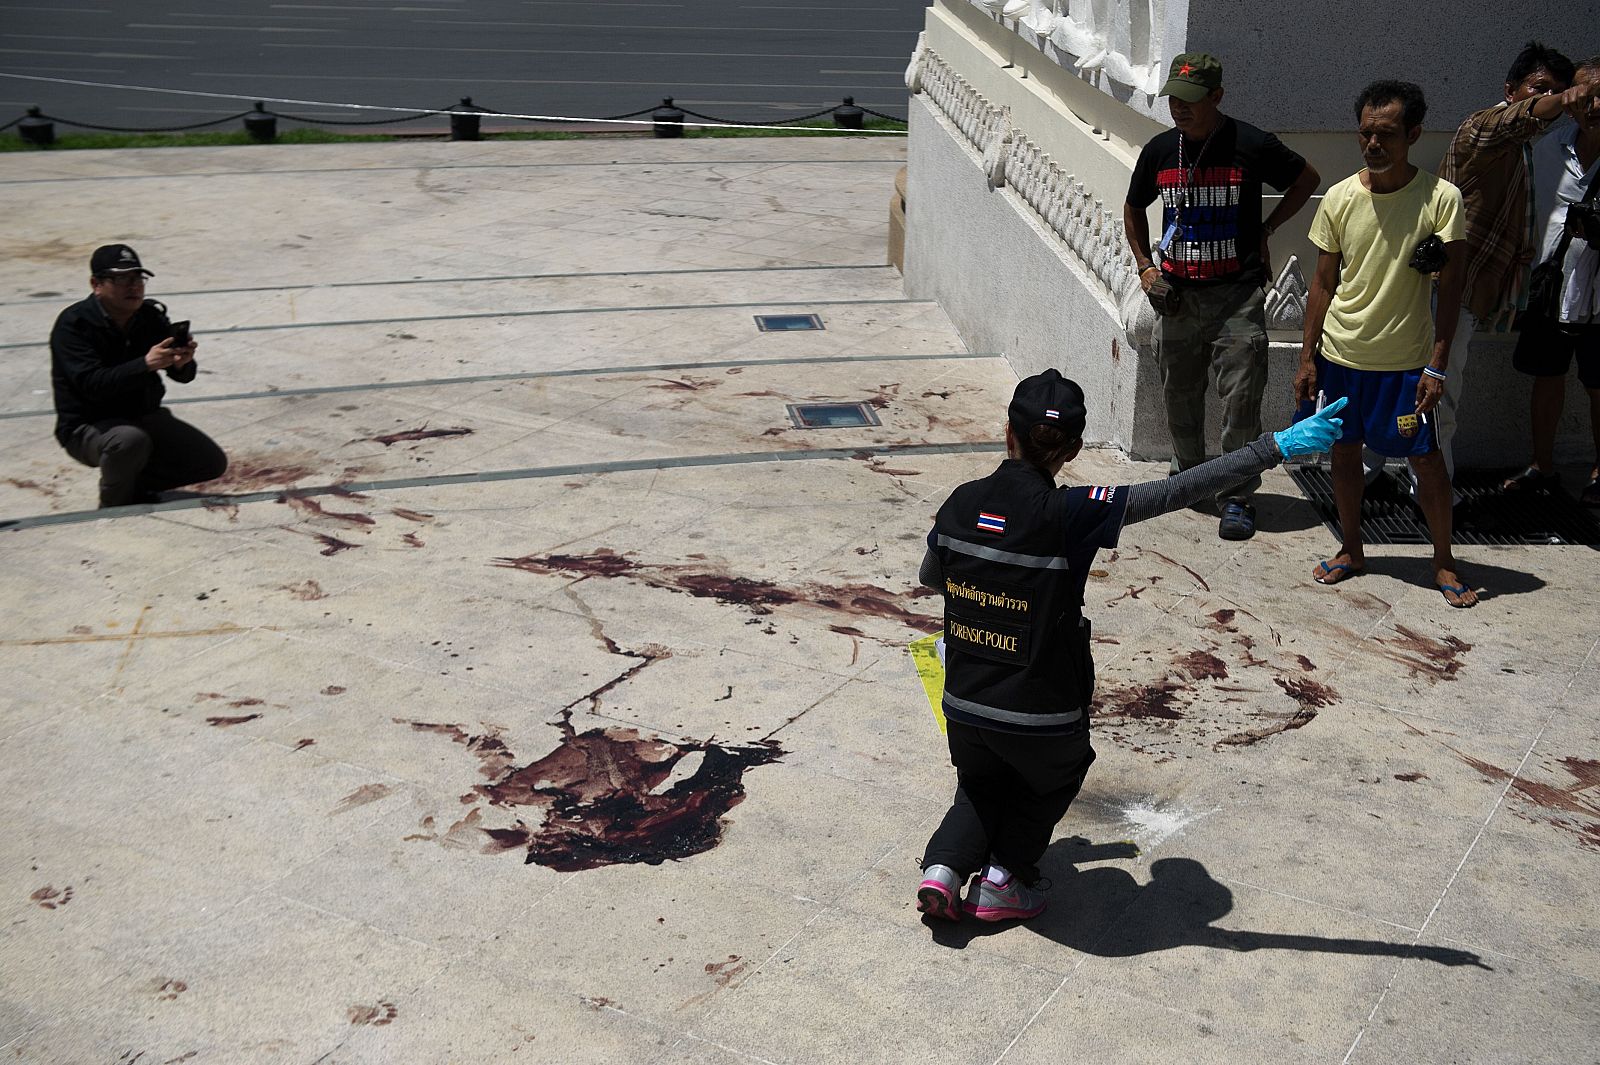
[1294,355,1437,458]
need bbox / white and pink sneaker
[916,864,963,922]
[962,872,1047,921]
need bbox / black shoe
[1500,466,1560,495]
[1218,499,1256,541]
[99,490,162,509]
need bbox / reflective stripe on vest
[935,533,1071,571]
[940,690,1084,728]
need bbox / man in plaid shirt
[1390,43,1594,498]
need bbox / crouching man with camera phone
[50,244,227,508]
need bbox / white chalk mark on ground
[1117,799,1219,855]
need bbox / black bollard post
[450,97,483,141]
[652,97,685,139]
[243,101,277,143]
[18,106,54,147]
[832,96,865,130]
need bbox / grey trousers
[63,408,228,507]
[1153,281,1269,502]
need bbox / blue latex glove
[1274,396,1347,457]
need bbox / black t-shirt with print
[1126,117,1306,287]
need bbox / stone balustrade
[911,45,1143,318]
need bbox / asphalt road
[0,0,925,135]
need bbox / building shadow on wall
[927,846,1490,969]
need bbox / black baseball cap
[90,244,153,278]
[1009,368,1086,440]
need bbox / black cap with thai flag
[1008,368,1086,440]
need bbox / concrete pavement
[0,137,1596,1064]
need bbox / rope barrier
[859,105,909,123]
[271,108,449,127]
[36,110,253,133]
[0,72,909,135]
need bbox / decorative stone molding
[905,31,927,94]
[971,0,1171,97]
[1264,255,1308,331]
[913,47,1144,326]
[916,47,1009,164]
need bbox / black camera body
[1147,276,1181,316]
[1408,234,1449,274]
[1567,201,1600,246]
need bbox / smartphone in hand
[169,320,191,348]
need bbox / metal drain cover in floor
[1289,465,1600,546]
[786,402,881,429]
[755,313,823,332]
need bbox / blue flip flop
[1437,581,1476,608]
[1314,560,1362,585]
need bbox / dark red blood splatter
[493,550,937,628]
[206,714,262,727]
[1215,707,1317,748]
[1176,650,1228,681]
[1273,676,1338,710]
[1094,681,1185,720]
[369,426,473,447]
[400,713,781,872]
[278,492,375,526]
[1394,772,1428,782]
[195,458,316,493]
[1377,625,1471,681]
[314,534,360,556]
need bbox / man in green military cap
[1124,53,1321,540]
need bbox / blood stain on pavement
[493,549,938,628]
[1175,650,1228,681]
[1094,681,1186,720]
[1372,625,1471,681]
[1453,752,1600,849]
[367,426,473,446]
[1272,675,1338,710]
[398,710,782,871]
[277,491,375,526]
[205,713,262,727]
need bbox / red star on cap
[1179,63,1194,75]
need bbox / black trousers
[922,721,1096,884]
[64,409,228,507]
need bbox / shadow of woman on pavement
[929,851,1490,969]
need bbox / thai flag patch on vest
[976,511,1006,534]
[1088,485,1115,502]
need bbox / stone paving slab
[1,138,1597,1064]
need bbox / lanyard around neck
[1175,124,1218,217]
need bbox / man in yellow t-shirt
[1294,80,1476,607]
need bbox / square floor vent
[786,402,880,429]
[755,313,823,332]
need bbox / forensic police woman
[915,369,1345,923]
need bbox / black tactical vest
[931,460,1124,736]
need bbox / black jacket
[929,460,1128,736]
[50,294,195,446]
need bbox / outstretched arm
[1123,400,1349,525]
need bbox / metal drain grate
[786,402,880,429]
[755,313,824,332]
[1289,465,1600,546]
